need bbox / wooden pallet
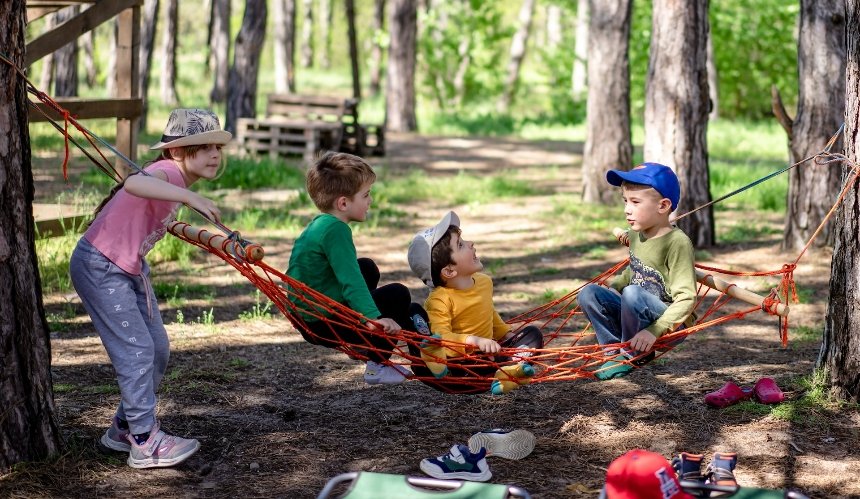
[235,118,341,163]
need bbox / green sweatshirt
[287,213,381,320]
[611,228,697,336]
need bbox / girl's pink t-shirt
[84,160,186,275]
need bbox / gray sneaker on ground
[127,422,200,469]
[467,429,536,460]
[100,418,131,453]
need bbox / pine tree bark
[53,6,80,97]
[581,0,632,205]
[274,0,297,94]
[778,1,845,251]
[0,0,63,470]
[319,0,332,69]
[369,0,386,96]
[226,0,267,133]
[571,0,589,101]
[820,0,860,402]
[300,0,314,68]
[160,0,179,106]
[138,0,160,131]
[644,0,713,247]
[210,0,231,102]
[498,0,536,112]
[386,0,417,132]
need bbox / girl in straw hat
[69,108,231,469]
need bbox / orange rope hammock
[12,51,858,393]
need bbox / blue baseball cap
[606,162,680,211]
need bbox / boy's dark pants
[299,258,411,363]
[407,303,544,394]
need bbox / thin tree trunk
[106,19,117,96]
[53,6,80,97]
[386,0,417,132]
[452,4,472,109]
[346,0,361,99]
[274,0,297,94]
[81,22,97,87]
[706,32,718,120]
[821,0,860,402]
[546,4,562,48]
[301,0,314,68]
[38,13,56,92]
[369,0,386,96]
[226,0,267,133]
[581,0,632,205]
[571,0,589,101]
[160,0,179,106]
[319,0,332,69]
[498,0,536,112]
[0,0,63,470]
[428,0,449,108]
[777,1,845,251]
[138,0,160,131]
[644,0,713,247]
[210,0,231,102]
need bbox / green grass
[200,156,307,192]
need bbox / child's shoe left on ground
[467,429,536,460]
[706,452,738,487]
[419,444,492,482]
[100,417,131,453]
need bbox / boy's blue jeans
[578,283,671,355]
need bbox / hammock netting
[13,53,859,395]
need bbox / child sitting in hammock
[407,211,544,395]
[286,152,413,385]
[578,163,697,380]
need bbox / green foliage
[239,290,273,321]
[199,157,307,192]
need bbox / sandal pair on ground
[704,378,785,408]
[419,429,536,482]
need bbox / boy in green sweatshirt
[578,163,697,380]
[287,152,412,385]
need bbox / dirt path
[15,134,857,499]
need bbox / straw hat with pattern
[150,108,232,150]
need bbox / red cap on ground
[604,449,694,499]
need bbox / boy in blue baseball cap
[578,162,698,380]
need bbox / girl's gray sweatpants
[69,238,169,436]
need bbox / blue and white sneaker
[419,444,492,482]
[468,429,536,460]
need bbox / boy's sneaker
[419,444,492,482]
[595,354,634,380]
[468,429,536,460]
[126,422,200,469]
[706,452,738,487]
[99,417,131,453]
[364,360,410,385]
[671,452,705,482]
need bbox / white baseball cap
[407,211,460,287]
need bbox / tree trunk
[498,0,536,112]
[385,0,417,132]
[428,0,449,108]
[138,0,160,131]
[0,0,63,470]
[369,0,386,96]
[820,1,860,402]
[300,0,314,68]
[546,4,562,48]
[226,0,267,133]
[319,0,332,69]
[160,0,179,106]
[644,0,713,247]
[706,32,718,120]
[274,0,297,94]
[38,13,56,92]
[210,0,231,102]
[581,0,632,205]
[452,2,471,109]
[571,0,589,101]
[106,19,117,96]
[346,0,361,99]
[779,1,845,251]
[53,6,80,97]
[81,23,97,87]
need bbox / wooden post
[345,0,361,100]
[115,4,141,176]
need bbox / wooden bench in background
[235,94,385,163]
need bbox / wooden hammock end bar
[168,221,265,263]
[612,228,789,317]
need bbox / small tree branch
[771,84,794,136]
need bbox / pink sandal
[704,381,753,408]
[753,378,784,404]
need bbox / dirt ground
[5,133,859,499]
